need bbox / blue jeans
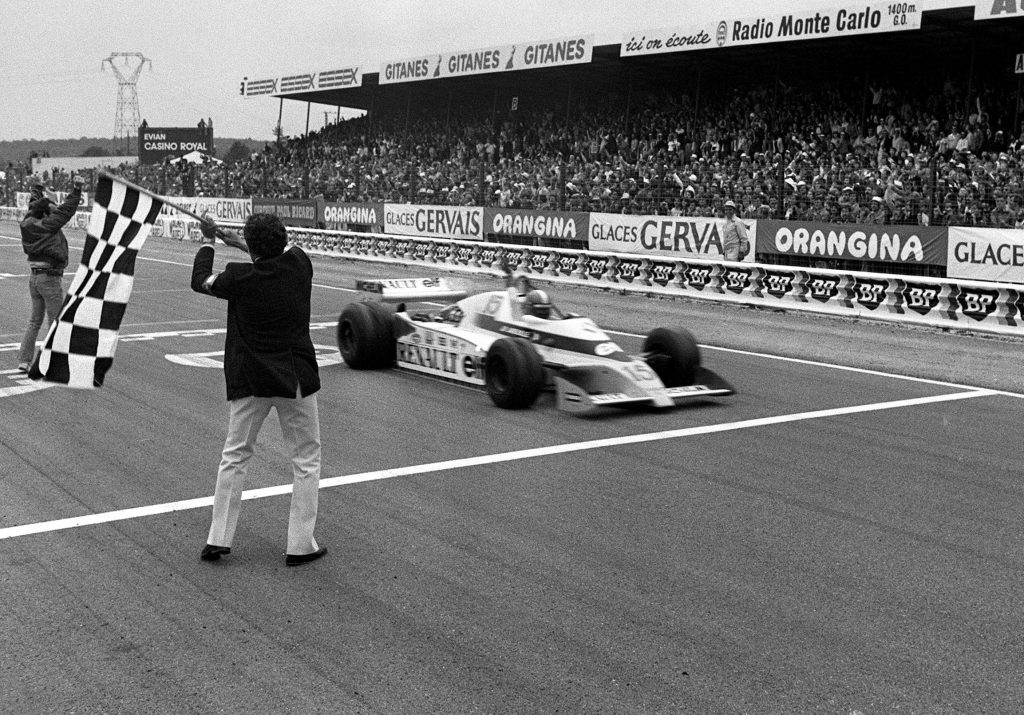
[18,271,65,366]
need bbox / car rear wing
[355,278,468,303]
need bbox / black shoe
[200,544,231,561]
[285,546,327,567]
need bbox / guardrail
[278,226,1024,338]
[4,208,1022,337]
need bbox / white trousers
[207,390,322,555]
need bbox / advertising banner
[380,34,593,85]
[319,201,384,232]
[947,227,1024,283]
[621,2,921,57]
[757,220,947,265]
[483,208,589,244]
[241,67,362,97]
[588,213,756,262]
[974,0,1024,20]
[139,126,215,164]
[383,204,483,240]
[251,197,318,228]
[160,196,251,223]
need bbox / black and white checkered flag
[29,174,163,388]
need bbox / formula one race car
[336,275,733,414]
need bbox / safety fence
[3,206,1022,337]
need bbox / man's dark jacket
[191,244,321,400]
[21,186,81,270]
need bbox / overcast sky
[1,0,962,143]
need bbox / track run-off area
[1,222,1023,713]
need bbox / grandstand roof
[262,5,1023,117]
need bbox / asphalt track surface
[1,221,1022,714]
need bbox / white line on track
[605,329,1024,399]
[0,388,997,541]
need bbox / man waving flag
[29,173,164,388]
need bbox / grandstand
[6,2,1023,275]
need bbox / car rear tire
[337,302,395,369]
[485,337,545,409]
[643,327,700,386]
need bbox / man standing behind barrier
[16,176,82,372]
[722,200,749,262]
[191,213,326,567]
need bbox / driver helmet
[525,289,551,319]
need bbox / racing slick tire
[337,302,395,369]
[485,337,545,409]
[642,327,700,386]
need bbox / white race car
[336,276,733,414]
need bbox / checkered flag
[29,174,163,388]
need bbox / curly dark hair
[243,213,288,258]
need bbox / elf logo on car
[853,278,888,310]
[591,392,629,403]
[763,271,794,297]
[651,262,674,286]
[808,277,839,302]
[462,355,481,378]
[723,268,751,294]
[957,287,998,321]
[557,255,577,275]
[686,267,711,290]
[594,342,620,356]
[901,282,940,316]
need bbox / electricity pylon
[101,53,151,156]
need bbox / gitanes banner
[484,208,589,244]
[380,34,592,85]
[320,202,384,232]
[947,227,1024,283]
[621,2,921,57]
[383,204,483,240]
[588,213,756,261]
[758,220,947,265]
[160,196,251,222]
[974,0,1024,20]
[252,197,318,228]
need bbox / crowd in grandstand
[9,74,1024,229]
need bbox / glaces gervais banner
[380,34,592,85]
[160,196,251,222]
[588,213,756,262]
[621,2,921,57]
[139,126,215,164]
[484,208,589,243]
[383,204,483,240]
[947,227,1024,283]
[757,220,947,265]
[320,202,384,231]
[251,197,318,228]
[974,0,1024,20]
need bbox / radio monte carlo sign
[138,126,214,164]
[621,2,921,57]
[757,220,947,265]
[380,34,592,85]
